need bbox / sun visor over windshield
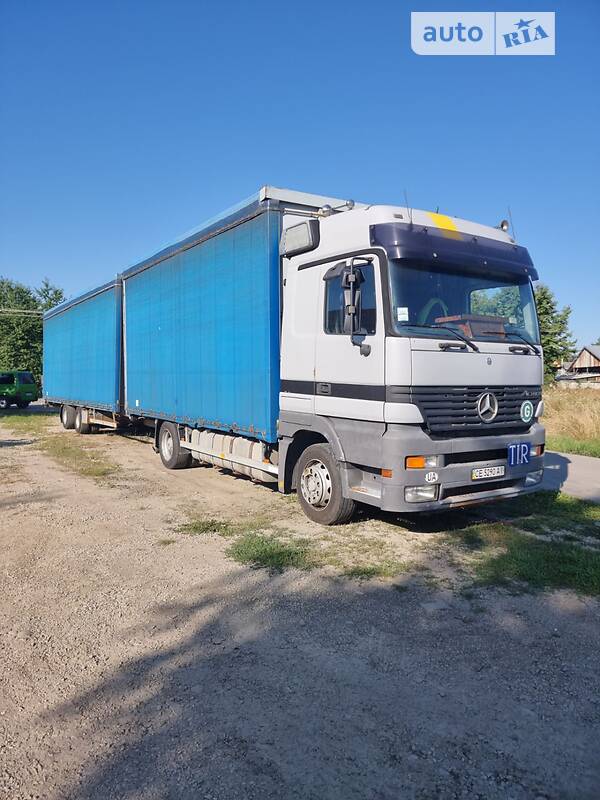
[370,222,538,281]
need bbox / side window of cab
[324,263,377,335]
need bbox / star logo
[477,392,499,423]
[515,18,535,29]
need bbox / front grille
[411,385,541,436]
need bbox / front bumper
[341,423,546,513]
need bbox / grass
[179,491,600,596]
[492,490,600,541]
[226,532,315,572]
[343,561,412,580]
[38,434,117,478]
[545,434,600,458]
[0,409,119,481]
[544,387,600,457]
[448,522,600,596]
[179,518,237,537]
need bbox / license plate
[508,442,531,467]
[472,465,506,481]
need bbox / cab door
[314,254,385,421]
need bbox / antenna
[507,205,517,240]
[404,189,413,225]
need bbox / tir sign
[508,443,531,467]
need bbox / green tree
[0,277,65,383]
[534,284,577,380]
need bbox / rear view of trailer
[43,280,122,411]
[121,203,281,443]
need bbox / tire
[0,397,11,410]
[158,422,192,469]
[296,443,356,525]
[60,404,77,429]
[16,400,30,409]
[74,407,91,434]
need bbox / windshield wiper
[481,330,540,356]
[401,323,479,352]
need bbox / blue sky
[1,0,598,345]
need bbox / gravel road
[1,420,599,800]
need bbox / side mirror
[342,266,364,334]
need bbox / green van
[0,370,40,410]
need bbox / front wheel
[158,422,192,469]
[296,444,356,525]
[0,397,11,410]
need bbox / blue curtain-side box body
[122,209,281,443]
[43,280,122,411]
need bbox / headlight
[405,485,439,503]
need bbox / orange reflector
[406,456,426,469]
[381,468,393,478]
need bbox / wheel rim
[61,407,66,424]
[162,430,174,460]
[300,459,332,508]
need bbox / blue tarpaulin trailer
[44,192,284,442]
[43,279,122,412]
[121,201,281,442]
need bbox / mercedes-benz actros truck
[43,186,545,524]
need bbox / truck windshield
[388,260,540,345]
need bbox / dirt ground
[1,413,599,800]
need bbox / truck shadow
[541,451,571,492]
[40,569,600,800]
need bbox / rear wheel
[158,422,192,469]
[296,443,356,525]
[60,404,77,429]
[74,407,91,434]
[16,399,30,409]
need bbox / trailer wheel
[296,444,355,525]
[158,422,192,469]
[60,404,77,429]
[74,407,91,434]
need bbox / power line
[0,307,44,317]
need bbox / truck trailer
[43,186,545,524]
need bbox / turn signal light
[381,468,393,478]
[406,455,439,469]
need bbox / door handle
[317,383,331,395]
[438,342,467,351]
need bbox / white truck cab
[277,192,544,523]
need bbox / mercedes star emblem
[477,392,499,422]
